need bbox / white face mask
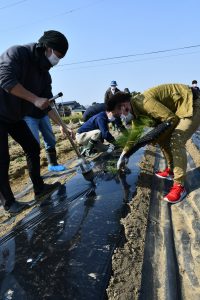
[193,84,197,88]
[108,116,116,122]
[47,49,60,66]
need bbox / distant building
[56,101,86,116]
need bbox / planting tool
[49,93,94,179]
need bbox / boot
[5,201,30,215]
[46,148,66,172]
[34,182,61,201]
[80,139,97,157]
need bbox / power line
[57,50,200,71]
[57,44,200,67]
[0,0,27,10]
[0,0,105,32]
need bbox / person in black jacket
[0,30,71,214]
[104,80,123,131]
[83,103,106,122]
[191,80,200,92]
[104,80,120,102]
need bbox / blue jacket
[83,103,106,121]
[77,111,115,143]
[83,102,126,132]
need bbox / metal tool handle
[49,92,63,102]
[48,93,87,168]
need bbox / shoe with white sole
[163,183,187,204]
[155,167,174,180]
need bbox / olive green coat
[124,84,194,153]
[131,83,193,121]
[124,83,200,184]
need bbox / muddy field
[8,124,76,195]
[107,145,155,299]
[1,123,200,299]
[0,123,78,232]
[107,139,200,300]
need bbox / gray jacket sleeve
[0,45,27,91]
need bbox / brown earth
[0,124,78,233]
[107,139,200,300]
[9,124,76,195]
[107,145,155,300]
[1,122,199,299]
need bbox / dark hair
[38,30,68,56]
[124,88,130,94]
[105,91,131,111]
[192,80,198,84]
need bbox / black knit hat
[38,30,69,56]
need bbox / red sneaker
[163,184,187,203]
[155,167,174,180]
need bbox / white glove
[107,143,115,153]
[117,152,129,170]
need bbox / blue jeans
[24,115,56,150]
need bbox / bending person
[116,84,200,204]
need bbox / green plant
[116,115,155,148]
[62,114,83,124]
[105,159,118,174]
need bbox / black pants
[0,120,44,208]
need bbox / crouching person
[76,94,125,157]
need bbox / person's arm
[48,110,75,139]
[114,116,127,133]
[117,121,172,170]
[10,83,50,110]
[97,117,115,143]
[0,45,50,110]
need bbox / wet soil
[8,125,76,195]
[107,145,155,300]
[0,124,78,233]
[0,146,145,299]
[107,138,200,300]
[1,121,200,300]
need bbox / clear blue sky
[0,0,200,106]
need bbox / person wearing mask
[104,80,121,102]
[0,30,71,214]
[191,80,200,91]
[116,84,200,204]
[76,95,128,157]
[104,80,122,131]
[121,88,134,125]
